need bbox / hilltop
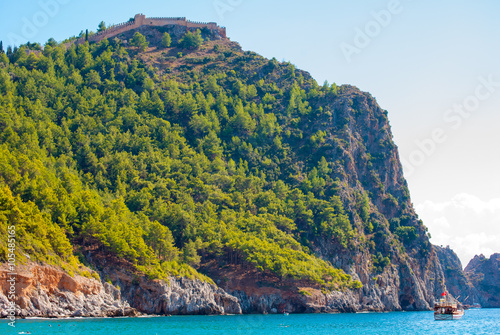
[0,16,460,316]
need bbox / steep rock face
[90,253,241,315]
[300,86,446,311]
[465,254,500,307]
[0,262,137,318]
[192,83,450,313]
[230,287,359,314]
[321,239,448,311]
[207,254,442,313]
[224,264,430,313]
[0,258,242,318]
[433,245,474,303]
[116,276,241,315]
[122,276,241,315]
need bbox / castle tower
[134,14,146,26]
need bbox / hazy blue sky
[1,0,499,266]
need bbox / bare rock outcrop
[0,262,137,318]
[465,253,500,307]
[90,253,242,315]
[0,259,242,318]
[116,276,241,315]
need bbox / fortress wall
[70,20,136,46]
[97,22,136,40]
[187,21,216,29]
[68,14,226,47]
[144,18,187,27]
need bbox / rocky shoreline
[0,262,138,318]
[0,261,243,318]
[2,249,499,319]
[0,260,392,318]
[0,258,439,318]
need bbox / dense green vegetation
[0,27,424,289]
[130,32,149,52]
[179,29,203,50]
[161,33,172,48]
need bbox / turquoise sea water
[2,309,499,335]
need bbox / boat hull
[434,311,464,321]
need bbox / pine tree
[46,38,57,47]
[179,29,203,50]
[0,52,8,64]
[97,21,106,33]
[161,32,171,48]
[130,32,148,52]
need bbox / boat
[434,292,464,321]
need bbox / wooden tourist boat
[434,292,464,320]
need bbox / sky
[1,0,499,267]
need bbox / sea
[2,309,499,335]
